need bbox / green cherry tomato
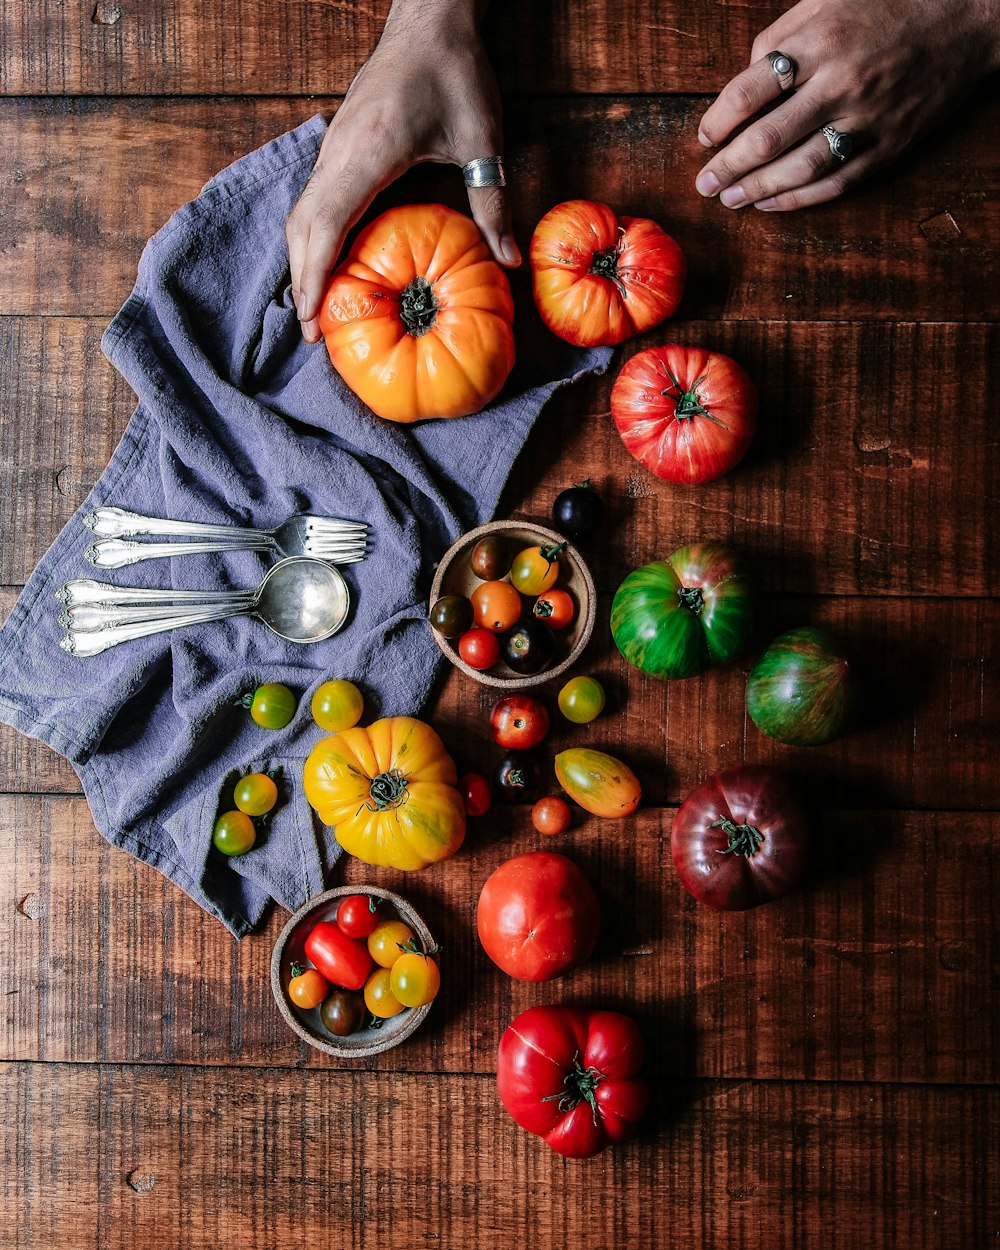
[390,951,441,1008]
[233,772,278,816]
[247,682,297,730]
[509,543,566,596]
[558,676,607,724]
[311,679,364,732]
[212,810,257,856]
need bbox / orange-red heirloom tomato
[529,200,686,348]
[318,204,516,423]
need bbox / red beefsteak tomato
[477,851,599,981]
[611,345,758,485]
[497,1005,648,1158]
[670,766,811,910]
[530,200,686,347]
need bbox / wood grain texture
[2,1062,997,1250]
[2,95,999,321]
[3,795,997,1084]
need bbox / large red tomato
[670,766,811,910]
[530,200,686,347]
[477,851,599,981]
[319,204,515,423]
[611,345,758,485]
[497,1005,648,1158]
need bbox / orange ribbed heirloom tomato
[530,200,686,347]
[302,716,466,870]
[318,204,515,423]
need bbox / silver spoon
[59,557,351,657]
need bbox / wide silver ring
[766,50,796,92]
[821,125,854,161]
[462,156,506,189]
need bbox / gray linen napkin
[0,116,611,936]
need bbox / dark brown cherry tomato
[430,594,473,639]
[336,893,381,939]
[490,695,550,751]
[471,580,523,632]
[320,988,366,1037]
[458,627,502,670]
[532,589,576,630]
[460,772,493,817]
[532,796,572,836]
[503,620,556,674]
[496,752,540,802]
[470,534,512,581]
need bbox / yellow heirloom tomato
[303,717,466,870]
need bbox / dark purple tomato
[470,535,512,581]
[552,480,603,540]
[429,594,473,640]
[746,627,853,746]
[502,620,556,675]
[320,989,366,1037]
[496,752,540,802]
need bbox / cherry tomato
[336,893,381,939]
[429,595,473,640]
[470,535,512,581]
[557,676,607,724]
[233,772,278,816]
[311,679,364,732]
[460,772,493,817]
[458,628,501,671]
[510,544,565,596]
[287,963,328,1009]
[390,952,441,1007]
[364,967,406,1018]
[490,695,550,751]
[503,621,556,675]
[320,988,366,1037]
[532,589,575,630]
[304,921,373,990]
[471,580,523,632]
[367,919,415,968]
[532,796,572,836]
[245,682,297,730]
[552,480,603,540]
[212,810,256,856]
[496,752,540,802]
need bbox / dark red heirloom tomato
[530,200,686,347]
[497,1005,649,1158]
[611,345,758,486]
[670,765,811,910]
[477,851,599,981]
[304,921,374,990]
[490,694,550,751]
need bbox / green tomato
[557,676,606,724]
[212,810,256,856]
[246,683,297,730]
[746,627,853,746]
[311,679,364,732]
[233,772,278,816]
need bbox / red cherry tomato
[304,921,373,990]
[490,695,550,751]
[532,796,572,836]
[532,589,576,630]
[336,893,381,939]
[460,772,493,817]
[458,628,502,671]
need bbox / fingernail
[720,185,748,209]
[302,318,321,345]
[698,131,713,148]
[500,235,522,266]
[755,197,777,211]
[696,170,720,197]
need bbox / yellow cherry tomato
[364,968,405,1018]
[389,952,441,1008]
[233,772,278,816]
[510,543,565,596]
[311,680,365,732]
[287,964,328,1010]
[212,810,256,856]
[367,920,415,968]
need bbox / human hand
[695,0,1000,212]
[286,0,519,344]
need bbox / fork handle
[86,537,274,568]
[58,578,257,608]
[85,507,267,542]
[60,604,251,657]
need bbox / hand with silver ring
[286,0,520,345]
[696,0,1000,212]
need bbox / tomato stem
[540,1051,605,1124]
[366,768,409,812]
[588,229,628,299]
[290,962,305,979]
[399,276,439,337]
[677,586,705,615]
[661,369,729,428]
[712,815,765,858]
[540,541,567,566]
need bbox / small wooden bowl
[270,885,435,1059]
[428,520,597,689]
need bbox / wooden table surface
[2,4,998,1248]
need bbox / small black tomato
[496,752,540,802]
[429,594,473,639]
[552,480,603,540]
[502,620,556,675]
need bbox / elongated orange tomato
[318,204,515,423]
[530,200,686,347]
[303,716,466,870]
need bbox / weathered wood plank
[2,96,999,321]
[2,317,997,595]
[3,795,997,1084]
[0,1,792,97]
[1,1062,997,1250]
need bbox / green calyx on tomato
[661,370,729,428]
[711,816,764,858]
[399,275,439,338]
[366,767,409,812]
[540,1053,606,1118]
[239,682,297,730]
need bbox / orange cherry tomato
[364,967,406,1018]
[288,964,329,1010]
[532,588,575,630]
[471,580,523,632]
[532,796,573,836]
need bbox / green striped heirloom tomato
[554,748,641,818]
[611,544,753,680]
[746,627,854,746]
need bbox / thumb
[464,163,521,268]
